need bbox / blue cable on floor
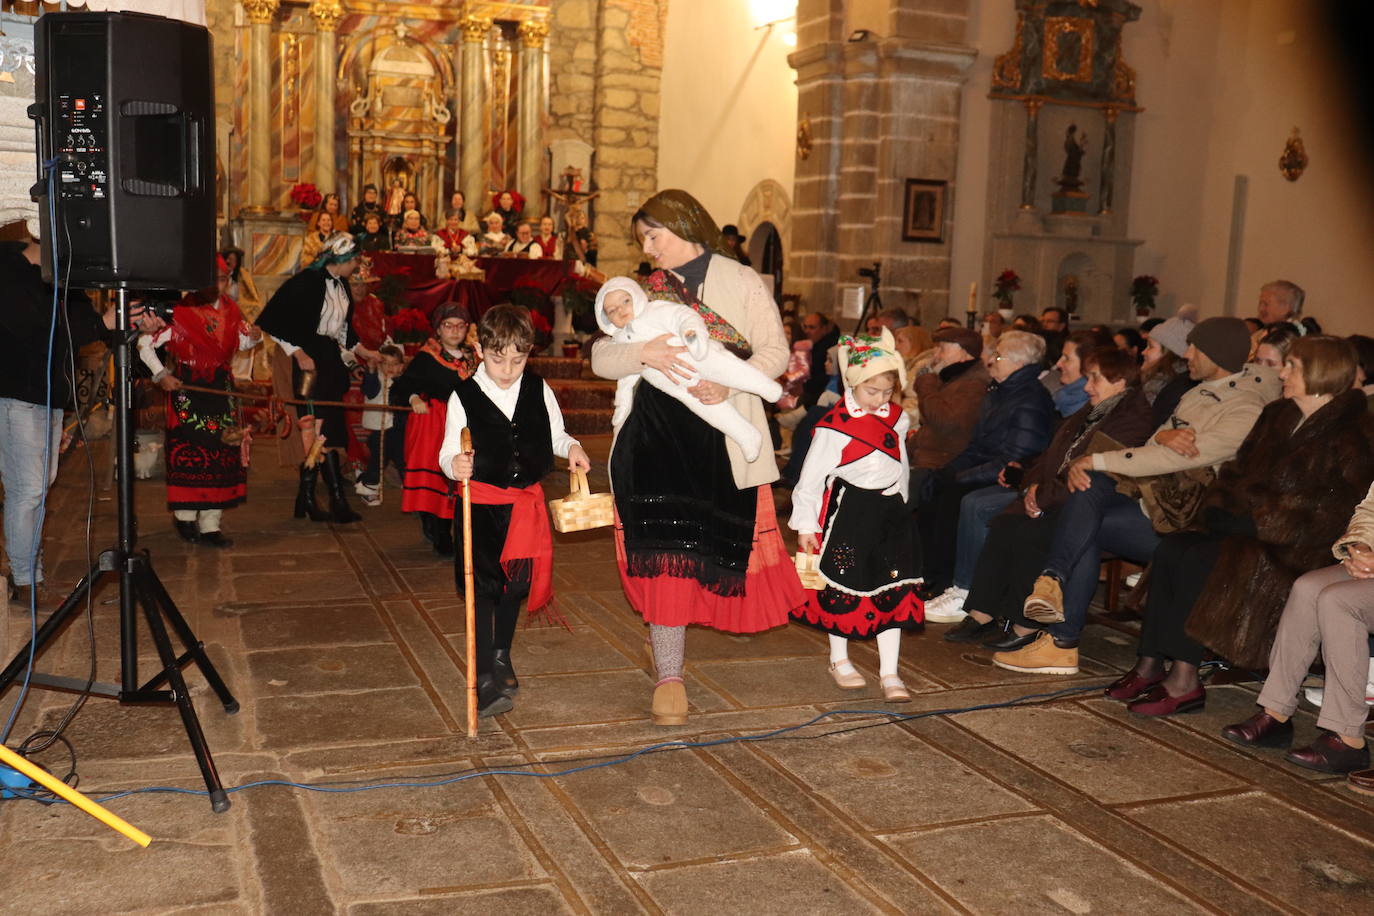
[3,682,1106,806]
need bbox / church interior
[1,1,1373,913]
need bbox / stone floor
[2,437,1372,915]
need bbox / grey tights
[649,624,686,681]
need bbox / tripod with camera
[852,262,884,334]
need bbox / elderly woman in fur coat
[1105,336,1374,717]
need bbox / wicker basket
[549,469,615,533]
[794,551,826,591]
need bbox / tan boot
[651,677,688,726]
[993,631,1079,675]
[1023,575,1065,624]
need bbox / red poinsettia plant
[389,307,432,344]
[290,182,323,210]
[993,268,1021,307]
[1130,274,1160,314]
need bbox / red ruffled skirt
[613,486,807,632]
[401,399,456,519]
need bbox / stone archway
[737,179,792,275]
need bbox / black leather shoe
[1221,710,1294,749]
[491,649,519,696]
[174,520,200,542]
[198,530,234,549]
[943,616,1000,643]
[1284,733,1370,774]
[982,627,1042,651]
[476,674,514,718]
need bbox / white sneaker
[354,482,381,507]
[923,587,969,623]
[1303,660,1374,708]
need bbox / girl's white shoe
[829,659,866,689]
[881,675,911,703]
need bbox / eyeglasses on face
[439,320,467,330]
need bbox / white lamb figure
[595,276,783,461]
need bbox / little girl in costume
[595,276,783,461]
[788,328,924,701]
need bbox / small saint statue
[1057,124,1087,193]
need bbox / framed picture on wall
[902,178,947,242]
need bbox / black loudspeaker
[31,11,215,290]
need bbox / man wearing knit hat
[997,316,1280,680]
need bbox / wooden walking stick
[460,427,477,737]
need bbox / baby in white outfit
[595,276,783,461]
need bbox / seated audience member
[937,316,964,331]
[794,311,840,411]
[1139,308,1196,421]
[435,209,479,258]
[866,307,911,336]
[1108,336,1374,717]
[350,183,383,233]
[394,192,426,230]
[1049,329,1113,418]
[1252,279,1320,354]
[300,211,344,270]
[941,348,1155,636]
[1253,322,1301,369]
[1221,481,1374,781]
[535,216,564,259]
[354,213,390,253]
[779,343,843,486]
[909,327,990,485]
[917,330,1055,595]
[1350,334,1374,410]
[992,318,1279,674]
[478,212,512,256]
[448,190,480,234]
[1012,314,1042,333]
[1039,306,1069,365]
[894,323,936,427]
[506,221,543,258]
[392,209,434,250]
[1113,327,1145,364]
[982,311,1007,343]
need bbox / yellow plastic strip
[0,744,152,847]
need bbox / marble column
[1019,98,1042,210]
[1098,107,1118,215]
[309,0,343,197]
[516,20,549,214]
[458,16,491,205]
[242,0,280,213]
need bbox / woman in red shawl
[591,189,805,726]
[138,256,260,546]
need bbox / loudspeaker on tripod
[30,10,215,290]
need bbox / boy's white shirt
[437,361,580,480]
[788,391,911,535]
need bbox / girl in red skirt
[789,329,923,702]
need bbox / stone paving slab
[2,451,1371,915]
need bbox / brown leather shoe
[1346,768,1374,797]
[1284,733,1370,774]
[1221,710,1293,749]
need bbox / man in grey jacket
[993,317,1280,675]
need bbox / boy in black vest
[439,305,590,717]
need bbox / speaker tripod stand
[0,290,238,813]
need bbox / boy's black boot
[322,451,362,524]
[476,674,514,717]
[294,462,330,522]
[419,511,436,545]
[491,649,518,696]
[432,515,455,557]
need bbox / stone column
[242,0,280,212]
[516,20,549,215]
[458,16,491,204]
[1098,107,1118,215]
[309,0,343,196]
[1020,98,1042,210]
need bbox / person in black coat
[0,236,161,600]
[917,330,1056,594]
[799,312,840,409]
[256,235,380,524]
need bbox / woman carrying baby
[591,189,807,726]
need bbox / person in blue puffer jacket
[917,330,1056,595]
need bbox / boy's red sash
[468,480,553,611]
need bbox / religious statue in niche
[1058,125,1087,192]
[1279,127,1308,181]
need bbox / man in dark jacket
[798,311,839,409]
[0,236,157,602]
[917,330,1055,595]
[910,327,991,474]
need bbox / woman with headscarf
[591,189,806,726]
[257,235,380,524]
[392,302,479,555]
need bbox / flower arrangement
[290,182,323,210]
[993,269,1021,308]
[389,307,431,345]
[1130,275,1159,314]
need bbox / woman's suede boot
[294,462,330,522]
[322,451,362,524]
